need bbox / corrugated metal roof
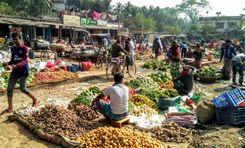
[0,16,119,31]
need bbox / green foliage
[176,0,210,23]
[0,2,15,15]
[200,23,215,36]
[111,2,184,33]
[28,0,52,17]
[1,0,52,17]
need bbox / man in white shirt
[92,73,129,121]
[128,38,136,61]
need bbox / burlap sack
[195,99,216,124]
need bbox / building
[0,14,122,43]
[199,15,245,39]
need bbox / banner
[97,20,107,26]
[80,18,97,26]
[63,15,80,26]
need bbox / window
[228,22,235,28]
[216,22,224,29]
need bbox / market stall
[0,61,78,94]
[8,69,245,147]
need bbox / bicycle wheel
[126,62,137,78]
[95,55,103,69]
[106,63,116,80]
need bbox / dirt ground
[0,67,244,148]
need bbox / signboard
[81,18,97,26]
[97,20,107,26]
[63,15,80,26]
[107,23,122,28]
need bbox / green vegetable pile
[0,67,36,90]
[196,66,222,78]
[138,88,163,103]
[159,89,179,100]
[148,72,171,84]
[142,60,169,71]
[128,76,159,89]
[130,94,157,109]
[73,86,101,106]
[0,72,8,90]
[138,88,179,102]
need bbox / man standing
[1,33,38,114]
[111,38,130,59]
[231,53,245,86]
[92,74,129,121]
[220,40,236,80]
[180,41,188,58]
[128,38,136,61]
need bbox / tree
[1,0,52,17]
[28,0,52,17]
[0,2,15,15]
[176,0,210,23]
[199,23,215,36]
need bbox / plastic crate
[212,94,230,108]
[216,107,245,125]
[226,88,245,107]
[157,96,181,110]
[67,65,80,72]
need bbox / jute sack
[195,99,216,124]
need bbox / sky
[111,0,245,17]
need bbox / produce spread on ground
[0,62,78,91]
[0,55,244,148]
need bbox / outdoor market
[0,0,245,148]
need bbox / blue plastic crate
[212,94,230,108]
[226,88,245,107]
[67,65,80,72]
[216,107,245,125]
[158,96,181,110]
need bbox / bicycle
[106,55,137,80]
[95,51,109,69]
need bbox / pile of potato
[28,105,99,139]
[151,122,192,143]
[77,127,163,148]
[132,105,158,117]
[68,103,100,120]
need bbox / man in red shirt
[1,33,38,114]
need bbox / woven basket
[199,76,216,83]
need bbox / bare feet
[0,108,13,115]
[32,100,39,107]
